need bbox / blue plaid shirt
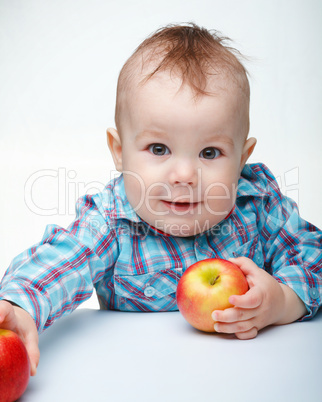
[0,163,321,333]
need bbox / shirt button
[309,287,319,300]
[144,286,156,297]
[256,255,262,265]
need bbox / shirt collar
[111,174,142,223]
[236,164,273,198]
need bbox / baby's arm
[0,191,117,333]
[211,257,307,339]
[214,165,322,338]
[0,300,39,375]
[0,192,117,374]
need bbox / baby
[0,23,321,376]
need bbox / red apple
[176,258,249,332]
[0,329,30,402]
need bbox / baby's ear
[240,137,257,170]
[107,128,123,172]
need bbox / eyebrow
[136,130,235,147]
[135,130,169,141]
[203,134,235,147]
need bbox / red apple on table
[176,258,249,332]
[0,329,30,402]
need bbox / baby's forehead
[121,64,243,112]
[123,69,249,136]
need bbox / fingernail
[212,312,218,320]
[214,323,220,332]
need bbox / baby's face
[108,72,255,236]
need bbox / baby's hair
[115,23,250,131]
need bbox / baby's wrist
[275,283,306,325]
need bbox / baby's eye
[148,143,170,156]
[199,147,221,160]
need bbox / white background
[0,0,321,309]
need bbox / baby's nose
[168,160,198,187]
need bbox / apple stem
[210,275,220,286]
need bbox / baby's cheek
[123,175,145,212]
[203,184,235,217]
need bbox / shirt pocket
[113,268,182,310]
[232,234,264,268]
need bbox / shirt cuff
[274,272,321,321]
[0,280,50,333]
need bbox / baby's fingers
[24,333,40,376]
[229,287,262,309]
[212,306,257,323]
[235,327,259,340]
[213,317,255,334]
[0,301,40,376]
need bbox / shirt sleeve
[255,165,322,320]
[0,192,118,333]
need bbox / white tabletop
[20,308,322,402]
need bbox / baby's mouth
[161,200,200,212]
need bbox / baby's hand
[0,300,39,375]
[211,257,302,339]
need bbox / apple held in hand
[0,329,30,402]
[176,258,249,332]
